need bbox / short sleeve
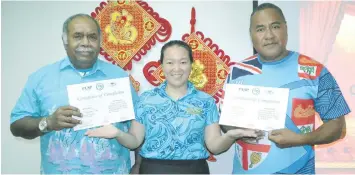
[206,98,219,126]
[10,74,41,124]
[314,67,351,121]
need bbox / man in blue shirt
[10,13,137,174]
[225,3,351,174]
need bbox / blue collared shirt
[11,57,138,174]
[136,81,219,160]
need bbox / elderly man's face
[250,8,288,61]
[65,17,100,69]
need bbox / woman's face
[162,45,192,88]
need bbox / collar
[157,80,197,100]
[257,51,295,65]
[59,56,108,75]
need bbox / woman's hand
[85,124,120,139]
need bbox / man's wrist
[45,116,53,132]
[39,117,50,133]
[299,133,312,146]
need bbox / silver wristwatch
[39,117,49,133]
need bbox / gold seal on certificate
[67,77,135,131]
[219,84,289,131]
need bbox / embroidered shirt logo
[298,65,317,76]
[186,107,203,115]
[297,54,323,80]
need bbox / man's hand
[85,124,120,139]
[268,129,304,148]
[47,106,82,131]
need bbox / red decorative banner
[143,7,236,105]
[91,0,172,71]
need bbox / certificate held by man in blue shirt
[67,77,136,131]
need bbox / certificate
[67,77,135,131]
[219,84,289,131]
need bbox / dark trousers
[139,157,210,174]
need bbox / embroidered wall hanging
[91,0,172,92]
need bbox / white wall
[1,1,300,173]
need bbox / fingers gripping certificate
[67,77,135,131]
[219,84,289,131]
